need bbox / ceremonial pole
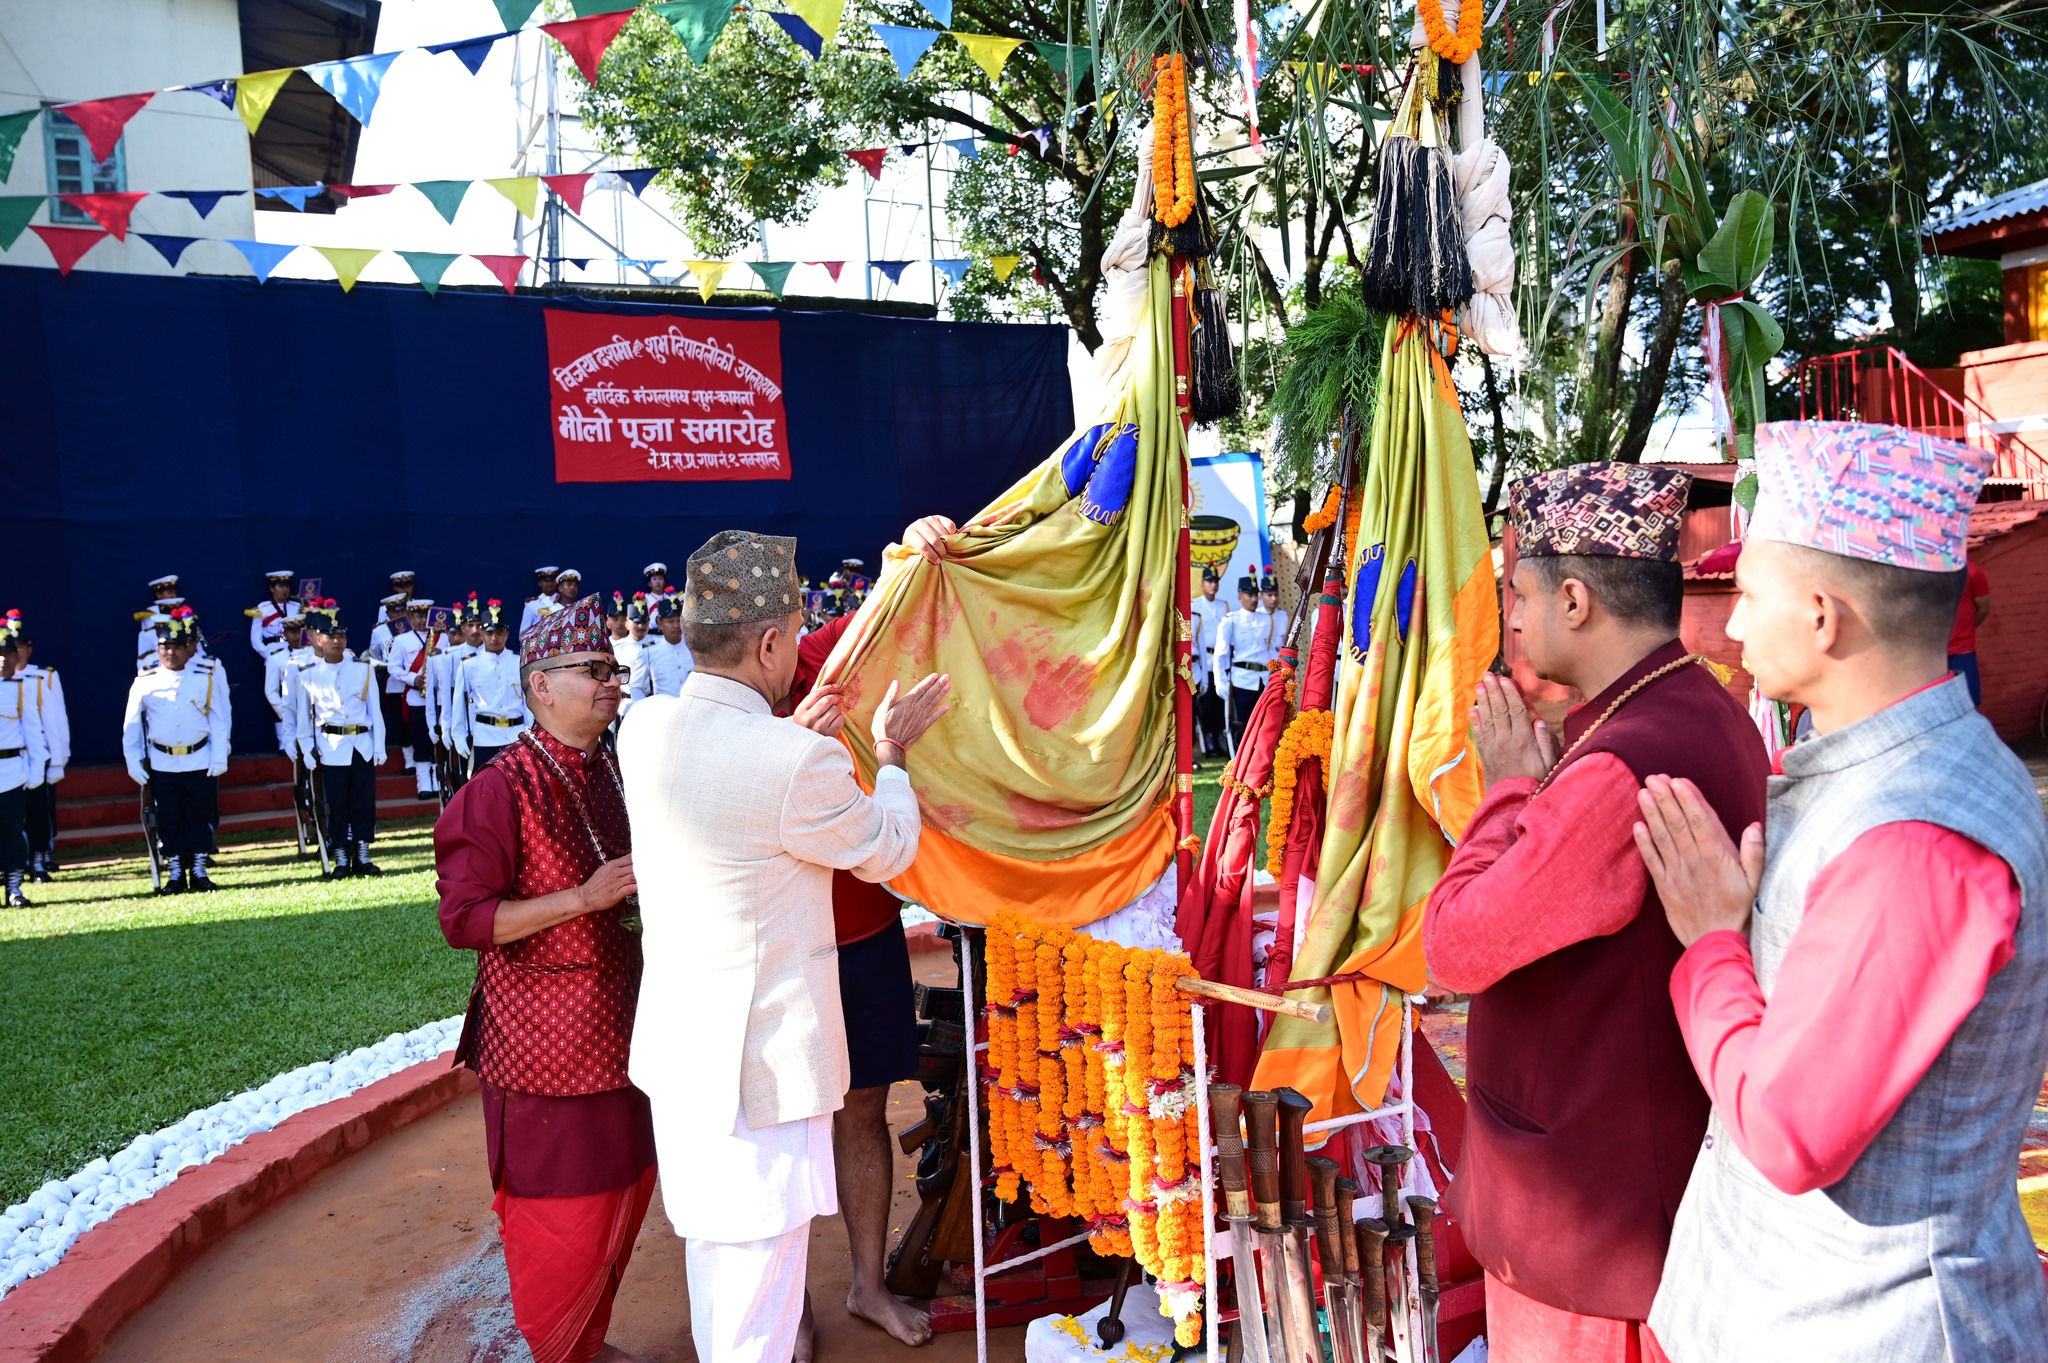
[1171,257,1196,891]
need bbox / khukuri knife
[1273,1088,1322,1363]
[1210,1084,1273,1363]
[1243,1092,1298,1363]
[1308,1156,1357,1363]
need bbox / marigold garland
[1151,54,1196,229]
[1266,708,1337,875]
[1419,0,1484,65]
[1301,485,1342,534]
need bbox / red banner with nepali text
[544,308,793,482]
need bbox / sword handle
[1211,1083,1252,1221]
[1275,1087,1314,1227]
[1243,1090,1282,1233]
[1307,1156,1343,1291]
[1334,1178,1361,1279]
[1407,1195,1439,1293]
[1363,1143,1412,1227]
[1356,1217,1389,1334]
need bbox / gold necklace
[1534,654,1711,794]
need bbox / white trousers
[685,1222,809,1363]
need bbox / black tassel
[1407,143,1473,317]
[1360,136,1422,313]
[1188,281,1240,424]
[1151,190,1217,261]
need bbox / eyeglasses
[533,659,629,684]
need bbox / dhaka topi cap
[686,531,801,626]
[265,569,294,581]
[521,594,612,662]
[643,561,667,577]
[1748,421,1991,573]
[156,606,200,643]
[1508,461,1692,562]
[148,574,179,589]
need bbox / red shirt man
[1945,556,1990,704]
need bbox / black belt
[476,714,523,728]
[0,747,19,760]
[321,724,370,735]
[1233,661,1269,672]
[150,737,209,755]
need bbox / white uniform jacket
[0,674,47,795]
[629,635,694,701]
[19,664,69,777]
[248,599,302,657]
[1190,594,1228,689]
[294,653,385,767]
[452,649,528,754]
[123,659,232,783]
[1213,606,1280,693]
[263,646,317,748]
[427,643,476,744]
[385,630,441,708]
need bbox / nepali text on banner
[544,308,793,483]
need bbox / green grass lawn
[0,819,472,1209]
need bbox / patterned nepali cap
[1508,461,1692,562]
[685,531,802,626]
[520,594,612,662]
[1748,421,1992,573]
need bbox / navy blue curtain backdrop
[0,265,1074,766]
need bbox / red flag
[543,173,594,214]
[30,225,107,277]
[807,260,845,282]
[54,191,146,240]
[1268,570,1347,988]
[329,183,396,199]
[53,92,154,163]
[540,11,636,83]
[472,253,528,294]
[845,148,887,180]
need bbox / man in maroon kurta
[436,595,654,1363]
[1422,465,1769,1363]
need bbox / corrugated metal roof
[1926,178,2048,239]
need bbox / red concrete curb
[906,920,948,955]
[0,1052,478,1363]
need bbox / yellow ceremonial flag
[950,32,1023,85]
[685,260,730,301]
[988,254,1022,282]
[236,69,295,136]
[785,0,844,46]
[314,246,381,293]
[485,176,542,220]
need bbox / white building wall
[0,0,256,275]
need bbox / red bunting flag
[329,183,397,198]
[540,10,637,83]
[29,225,108,277]
[54,191,147,240]
[845,148,888,181]
[543,173,595,214]
[472,253,529,294]
[807,260,845,282]
[53,92,155,163]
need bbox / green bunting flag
[572,0,640,11]
[751,260,794,297]
[0,110,36,182]
[399,251,460,295]
[493,0,543,28]
[414,179,474,224]
[0,196,42,251]
[1031,41,1094,94]
[654,0,738,64]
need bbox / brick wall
[1975,521,2048,740]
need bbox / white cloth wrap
[1073,864,1184,952]
[1089,123,1157,404]
[684,1221,811,1363]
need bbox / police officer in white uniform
[122,608,232,894]
[1259,568,1292,652]
[294,602,388,878]
[643,561,670,598]
[10,617,69,882]
[0,617,47,906]
[385,599,445,798]
[426,601,482,797]
[612,593,649,717]
[263,615,315,749]
[628,592,693,701]
[1189,566,1229,759]
[519,566,560,636]
[136,596,210,674]
[375,572,416,626]
[247,570,302,658]
[452,600,529,771]
[1212,572,1279,747]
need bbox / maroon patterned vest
[456,729,642,1096]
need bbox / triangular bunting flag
[988,253,1021,281]
[1026,126,1051,155]
[494,0,542,27]
[542,173,595,214]
[785,0,846,48]
[615,167,663,197]
[808,260,845,282]
[315,246,381,292]
[236,69,295,135]
[54,191,145,240]
[557,256,592,269]
[413,180,474,224]
[53,94,153,164]
[684,260,730,302]
[472,253,529,294]
[541,11,636,83]
[253,184,324,211]
[430,35,503,76]
[751,261,794,297]
[915,0,952,24]
[653,0,738,63]
[949,33,1022,85]
[947,136,979,160]
[164,190,240,218]
[0,109,39,181]
[1030,41,1095,93]
[138,233,198,267]
[178,79,237,109]
[932,258,971,285]
[227,239,299,283]
[398,251,459,295]
[871,259,911,284]
[901,143,922,157]
[29,225,106,277]
[303,51,402,126]
[486,176,542,219]
[846,148,888,180]
[769,13,823,58]
[0,196,43,250]
[329,183,396,199]
[573,0,640,12]
[869,22,940,77]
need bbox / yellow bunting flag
[950,32,1023,85]
[236,69,295,136]
[685,260,730,302]
[988,254,1022,281]
[314,246,382,293]
[785,0,845,46]
[485,176,542,219]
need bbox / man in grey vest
[1633,420,2048,1362]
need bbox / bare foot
[793,1291,816,1363]
[847,1281,933,1347]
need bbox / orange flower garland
[1151,54,1196,229]
[1035,935,1072,1217]
[1266,708,1337,875]
[1419,0,1484,65]
[984,916,1020,1202]
[1301,485,1342,534]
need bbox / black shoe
[7,892,29,908]
[159,876,187,896]
[191,874,218,893]
[355,860,383,877]
[29,868,51,884]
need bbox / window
[2028,264,2048,344]
[44,110,125,225]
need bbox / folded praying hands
[1469,673,1558,791]
[1634,775,1765,946]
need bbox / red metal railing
[1792,346,2048,496]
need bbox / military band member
[553,569,583,610]
[377,572,416,625]
[1213,573,1279,746]
[453,601,530,770]
[628,593,692,701]
[428,602,483,797]
[295,601,388,878]
[265,615,319,821]
[136,597,208,673]
[520,566,560,636]
[10,616,69,883]
[1259,567,1292,647]
[614,594,649,717]
[1189,566,1228,759]
[644,561,669,597]
[123,607,231,895]
[0,616,47,907]
[368,593,414,758]
[247,570,302,658]
[387,599,446,799]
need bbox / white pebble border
[0,1015,463,1301]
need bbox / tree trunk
[1614,262,1689,464]
[1578,246,1638,461]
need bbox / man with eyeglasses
[434,594,653,1363]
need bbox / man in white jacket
[618,529,949,1363]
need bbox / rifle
[885,948,972,1298]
